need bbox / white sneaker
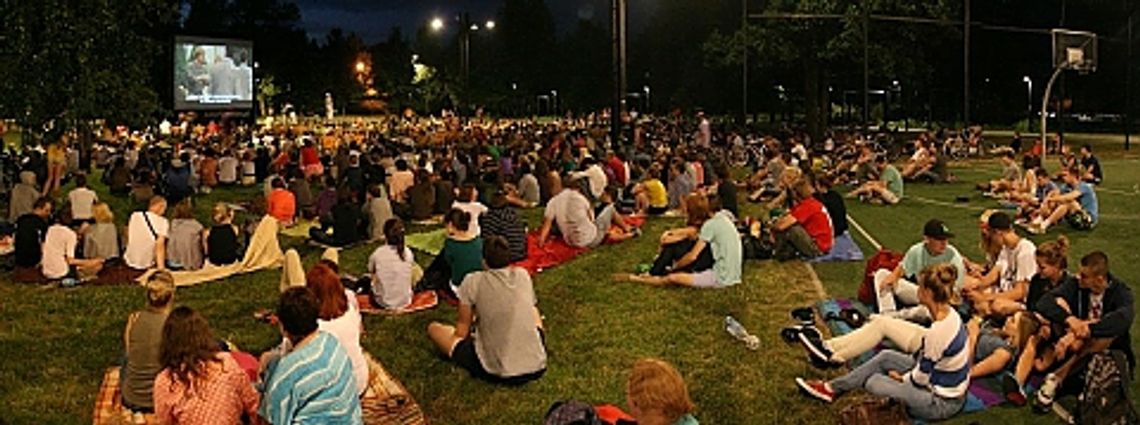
[1034,372,1059,412]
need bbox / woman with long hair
[368,218,420,310]
[153,306,258,425]
[306,264,369,395]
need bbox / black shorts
[647,205,668,216]
[451,329,546,385]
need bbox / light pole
[643,85,650,112]
[1023,76,1033,132]
[430,14,495,83]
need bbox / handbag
[838,396,910,425]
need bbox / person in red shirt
[606,151,627,187]
[300,139,323,178]
[771,179,833,261]
[266,177,296,226]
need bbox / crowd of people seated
[1,111,1132,424]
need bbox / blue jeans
[829,350,965,421]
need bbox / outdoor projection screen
[174,36,254,110]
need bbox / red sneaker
[795,378,835,403]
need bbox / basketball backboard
[1052,29,1097,73]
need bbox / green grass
[2,132,1139,423]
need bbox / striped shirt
[259,332,363,424]
[480,206,528,262]
[905,309,970,399]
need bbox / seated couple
[612,193,741,289]
[538,177,639,249]
[428,235,548,385]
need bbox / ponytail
[384,218,407,261]
[446,208,472,232]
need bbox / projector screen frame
[173,35,255,112]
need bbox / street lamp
[1023,76,1033,131]
[430,17,444,31]
[485,20,495,30]
[355,61,366,73]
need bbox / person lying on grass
[122,271,176,415]
[1002,235,1074,405]
[612,194,741,289]
[962,211,1037,319]
[1029,251,1134,412]
[154,306,259,425]
[796,263,969,421]
[798,308,1036,380]
[873,219,967,322]
[846,155,903,205]
[427,235,548,385]
[1026,166,1099,235]
[770,178,833,261]
[258,287,363,424]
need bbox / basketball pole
[1040,65,1065,164]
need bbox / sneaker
[1033,373,1059,414]
[795,378,835,403]
[1002,373,1027,406]
[798,331,836,366]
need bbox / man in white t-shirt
[964,211,1037,318]
[124,196,170,270]
[538,178,597,248]
[41,213,104,279]
[67,174,98,222]
[570,157,607,200]
[217,151,240,185]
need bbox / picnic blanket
[136,215,284,287]
[810,232,865,263]
[406,228,447,256]
[93,367,156,425]
[513,231,589,275]
[361,353,428,425]
[356,291,439,315]
[279,219,319,238]
[815,298,1012,414]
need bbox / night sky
[293,0,657,43]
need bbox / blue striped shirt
[260,332,363,424]
[905,309,970,399]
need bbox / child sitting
[203,203,241,266]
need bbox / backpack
[858,249,903,307]
[544,400,601,425]
[1075,350,1139,425]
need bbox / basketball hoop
[1040,29,1098,161]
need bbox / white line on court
[846,214,882,251]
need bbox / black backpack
[1075,350,1139,425]
[544,400,601,425]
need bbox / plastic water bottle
[724,316,760,351]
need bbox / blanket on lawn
[405,228,447,256]
[136,215,284,287]
[356,291,439,315]
[815,298,1011,414]
[93,367,156,425]
[810,232,865,262]
[279,219,319,238]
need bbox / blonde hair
[92,202,114,224]
[1011,312,1040,350]
[1036,235,1070,269]
[918,263,960,305]
[145,271,176,307]
[627,358,694,423]
[212,203,233,224]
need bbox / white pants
[873,269,931,322]
[825,315,927,362]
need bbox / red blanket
[513,215,645,275]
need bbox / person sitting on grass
[962,211,1037,318]
[203,203,241,267]
[632,163,669,216]
[452,183,488,236]
[368,218,423,311]
[813,176,848,238]
[306,264,369,396]
[846,155,902,205]
[1002,235,1073,405]
[9,171,40,221]
[13,197,54,281]
[537,175,609,249]
[427,235,547,385]
[258,287,363,424]
[166,200,205,270]
[976,151,1022,195]
[899,139,933,180]
[1001,157,1040,204]
[481,188,529,263]
[1014,166,1057,223]
[795,263,969,421]
[309,190,362,248]
[711,164,738,217]
[770,179,833,261]
[1026,166,1098,234]
[125,196,169,272]
[403,169,436,222]
[625,358,699,425]
[612,194,741,289]
[83,202,120,261]
[873,219,967,322]
[41,209,103,280]
[1078,144,1103,185]
[641,194,715,277]
[1031,251,1134,412]
[153,306,260,425]
[265,177,296,226]
[666,161,695,211]
[67,173,98,224]
[121,271,176,416]
[417,209,484,298]
[365,184,394,242]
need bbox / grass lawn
[1,133,1138,423]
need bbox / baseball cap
[986,211,1013,230]
[923,219,954,240]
